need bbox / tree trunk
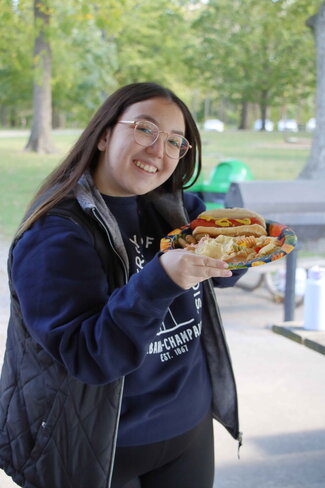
[53,111,66,129]
[25,0,56,153]
[0,106,8,127]
[239,101,249,130]
[299,2,325,179]
[204,97,210,121]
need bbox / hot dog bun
[191,207,267,238]
[197,207,265,224]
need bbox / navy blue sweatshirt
[12,191,245,446]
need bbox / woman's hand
[159,249,232,289]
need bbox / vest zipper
[107,376,125,488]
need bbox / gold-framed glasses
[118,120,192,159]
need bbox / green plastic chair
[203,160,253,208]
[206,160,253,192]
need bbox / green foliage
[0,0,34,115]
[45,0,128,124]
[191,0,320,119]
[0,0,323,127]
[113,0,195,99]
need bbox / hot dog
[172,208,281,263]
[190,207,267,239]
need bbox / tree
[113,0,195,97]
[25,0,56,153]
[0,0,33,126]
[191,0,316,129]
[2,0,320,137]
[299,1,325,179]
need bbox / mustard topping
[214,217,252,226]
[214,218,233,226]
[200,216,253,226]
[200,216,215,222]
[233,218,252,225]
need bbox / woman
[0,82,244,488]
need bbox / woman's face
[93,97,186,196]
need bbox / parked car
[253,119,274,132]
[306,118,316,132]
[203,119,224,132]
[277,119,298,132]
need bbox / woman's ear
[97,129,110,151]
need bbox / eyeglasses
[118,120,192,159]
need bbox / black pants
[111,411,215,488]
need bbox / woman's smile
[133,159,158,174]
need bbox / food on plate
[160,212,296,268]
[190,207,267,240]
[192,234,281,263]
[174,208,282,264]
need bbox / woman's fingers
[159,249,232,289]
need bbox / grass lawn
[200,130,311,181]
[0,129,311,239]
[0,131,80,239]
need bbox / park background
[1,0,325,241]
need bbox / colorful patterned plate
[160,220,297,269]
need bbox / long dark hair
[17,82,202,237]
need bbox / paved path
[0,239,324,487]
[0,238,10,366]
[213,280,325,488]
